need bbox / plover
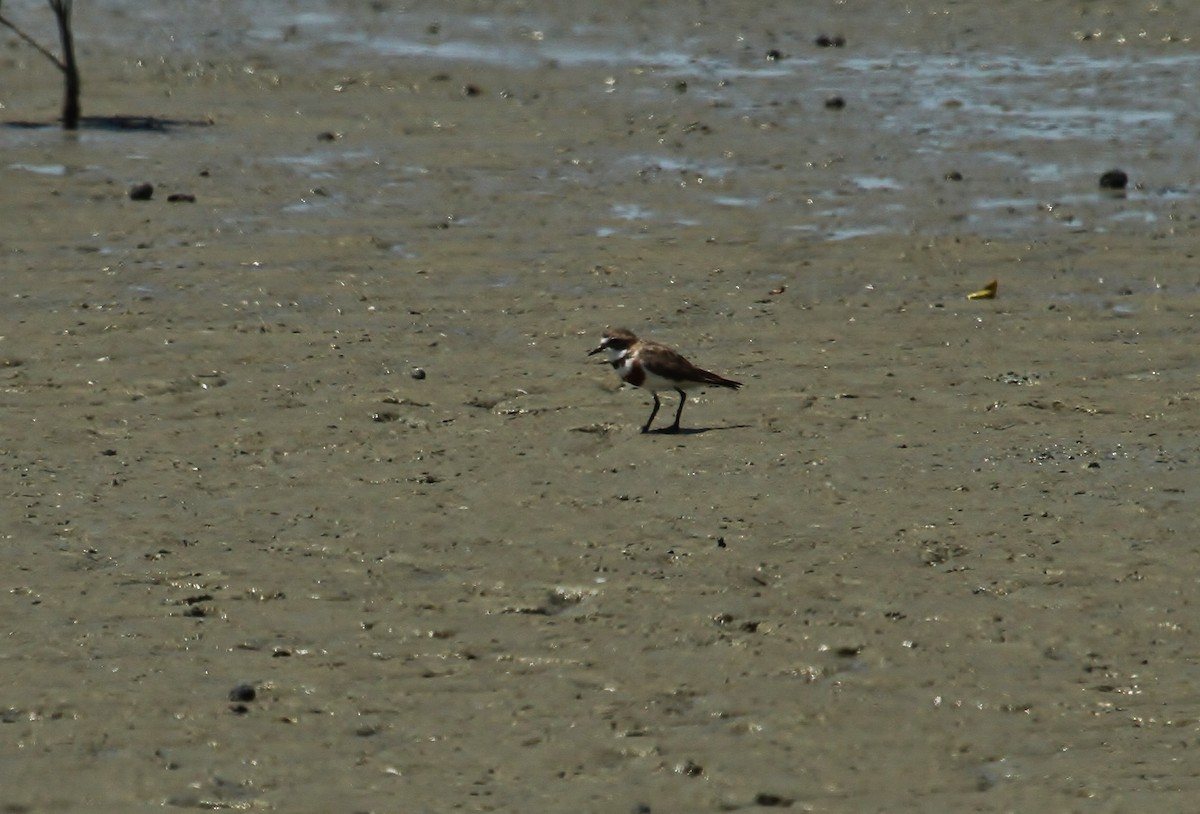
[588,327,742,433]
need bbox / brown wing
[639,340,742,389]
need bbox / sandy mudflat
[3,1,1200,811]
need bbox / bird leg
[667,388,688,432]
[641,392,662,434]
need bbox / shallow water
[62,0,1197,245]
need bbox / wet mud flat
[3,1,1200,811]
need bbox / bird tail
[698,370,742,389]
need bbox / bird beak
[587,343,605,357]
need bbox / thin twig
[0,8,67,72]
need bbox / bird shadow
[647,423,752,436]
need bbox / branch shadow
[4,114,213,132]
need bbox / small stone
[228,683,256,703]
[815,34,846,47]
[753,792,794,807]
[411,367,426,380]
[166,193,196,203]
[945,170,964,181]
[765,48,783,61]
[1099,168,1128,190]
[129,182,154,201]
[824,95,846,110]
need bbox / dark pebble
[1099,168,1128,190]
[673,80,688,93]
[945,170,964,181]
[754,792,794,807]
[463,83,482,97]
[411,367,426,380]
[765,48,783,61]
[128,182,154,201]
[824,95,846,110]
[371,411,399,423]
[228,683,257,703]
[815,34,846,47]
[316,130,339,142]
[166,193,196,203]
